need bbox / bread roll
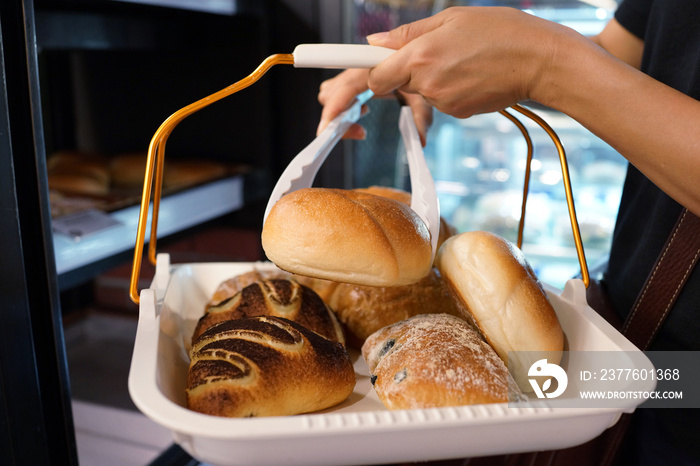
[207,269,292,307]
[47,173,109,196]
[164,159,227,188]
[261,188,432,287]
[47,150,110,196]
[187,316,355,417]
[355,186,457,256]
[362,314,518,409]
[192,278,345,345]
[110,152,149,187]
[436,231,564,390]
[291,275,340,303]
[110,152,227,189]
[286,188,458,349]
[48,150,110,183]
[354,185,411,204]
[321,267,463,349]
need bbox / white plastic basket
[128,255,654,466]
[126,44,651,466]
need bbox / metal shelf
[53,175,244,287]
[36,0,263,17]
[108,0,242,15]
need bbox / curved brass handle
[497,108,533,251]
[129,54,294,304]
[500,104,590,288]
[129,53,590,304]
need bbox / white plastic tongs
[263,44,441,261]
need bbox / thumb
[366,13,448,49]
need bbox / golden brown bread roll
[355,186,457,257]
[187,316,355,417]
[362,314,518,409]
[47,174,109,196]
[286,186,459,349]
[47,150,111,196]
[109,152,149,187]
[261,188,432,287]
[291,275,340,303]
[321,267,463,349]
[207,269,292,307]
[436,231,564,390]
[354,185,411,204]
[164,159,227,188]
[192,278,345,346]
[110,152,227,189]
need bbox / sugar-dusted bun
[436,231,564,389]
[187,316,355,417]
[207,269,292,307]
[362,314,519,409]
[193,278,345,345]
[325,267,463,349]
[355,186,457,255]
[262,188,432,287]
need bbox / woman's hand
[365,7,579,117]
[316,6,700,214]
[317,68,371,141]
[317,69,434,146]
[317,6,590,141]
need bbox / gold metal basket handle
[497,108,534,250]
[499,104,590,288]
[129,54,294,304]
[129,54,589,304]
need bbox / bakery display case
[423,108,626,288]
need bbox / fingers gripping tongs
[263,44,441,262]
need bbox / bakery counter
[53,174,247,291]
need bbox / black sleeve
[614,0,652,40]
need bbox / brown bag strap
[518,208,700,466]
[594,207,700,466]
[622,208,700,350]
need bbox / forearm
[320,6,700,215]
[535,32,700,216]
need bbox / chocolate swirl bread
[207,269,292,308]
[192,278,345,345]
[187,316,355,417]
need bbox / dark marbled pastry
[193,278,345,345]
[186,316,355,417]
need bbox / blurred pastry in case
[47,149,111,196]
